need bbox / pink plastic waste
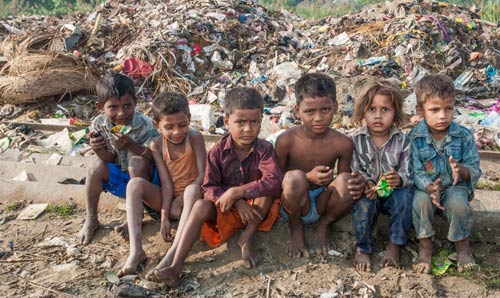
[121,57,153,79]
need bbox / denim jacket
[351,126,412,188]
[409,120,481,195]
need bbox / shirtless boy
[275,73,365,258]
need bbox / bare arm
[150,137,173,219]
[337,135,353,174]
[189,130,207,186]
[274,131,291,172]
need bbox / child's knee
[128,156,151,176]
[87,158,108,178]
[126,177,148,196]
[184,184,202,198]
[192,199,215,218]
[412,191,432,211]
[282,170,307,194]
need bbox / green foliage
[257,0,500,22]
[5,201,23,211]
[475,178,500,191]
[1,0,105,17]
[46,202,76,217]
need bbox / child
[275,73,365,258]
[410,74,481,274]
[79,74,158,245]
[117,92,206,277]
[147,87,283,286]
[350,80,414,272]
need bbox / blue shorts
[280,187,325,224]
[103,162,161,199]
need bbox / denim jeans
[353,188,414,254]
[412,185,472,242]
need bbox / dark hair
[415,74,455,107]
[224,87,263,116]
[95,73,136,104]
[152,92,190,122]
[352,79,406,128]
[294,72,336,105]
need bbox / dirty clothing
[162,133,199,198]
[409,120,481,195]
[409,120,481,241]
[103,164,160,199]
[353,188,413,254]
[201,134,283,247]
[351,126,412,188]
[201,198,280,247]
[279,186,325,224]
[202,134,283,202]
[91,111,158,171]
[412,186,472,241]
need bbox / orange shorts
[200,198,280,248]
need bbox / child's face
[224,108,262,149]
[364,94,395,136]
[97,94,136,125]
[156,112,190,145]
[296,96,337,135]
[418,96,454,138]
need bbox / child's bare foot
[146,266,182,287]
[455,238,476,272]
[79,215,99,245]
[354,249,372,272]
[381,242,400,268]
[413,238,432,274]
[117,250,148,277]
[287,219,306,258]
[315,220,333,255]
[153,249,176,272]
[114,222,128,240]
[240,243,260,268]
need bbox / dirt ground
[1,203,499,298]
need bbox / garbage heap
[0,0,499,150]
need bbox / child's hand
[365,180,377,200]
[385,170,402,188]
[234,199,262,225]
[348,171,366,200]
[426,178,444,210]
[449,156,462,185]
[160,218,172,242]
[113,132,132,149]
[306,166,333,186]
[215,187,242,212]
[89,131,108,150]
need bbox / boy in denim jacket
[409,74,481,274]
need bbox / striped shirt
[91,111,158,171]
[351,126,412,188]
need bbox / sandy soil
[1,205,499,298]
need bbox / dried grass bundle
[0,68,98,104]
[2,53,79,76]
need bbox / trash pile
[0,0,499,152]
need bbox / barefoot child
[79,74,158,245]
[275,73,365,258]
[147,87,283,286]
[350,80,414,272]
[410,74,481,274]
[117,92,207,277]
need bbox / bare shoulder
[330,130,353,148]
[276,126,300,147]
[150,136,163,152]
[188,129,204,142]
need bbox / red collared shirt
[202,134,283,202]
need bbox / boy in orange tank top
[117,92,207,277]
